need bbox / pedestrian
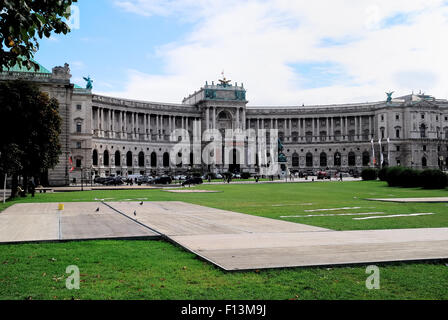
[339,172,343,181]
[28,180,36,198]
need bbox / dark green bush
[385,166,405,187]
[399,168,421,188]
[419,169,448,189]
[378,167,390,181]
[241,172,251,179]
[361,168,378,181]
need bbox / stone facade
[2,64,448,185]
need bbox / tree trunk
[10,174,18,198]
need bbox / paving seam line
[101,201,162,236]
[58,207,62,240]
[101,201,230,271]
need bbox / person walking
[339,172,343,181]
[28,180,36,198]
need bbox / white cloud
[107,0,448,106]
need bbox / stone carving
[52,63,71,79]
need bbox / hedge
[379,166,447,189]
[361,168,378,181]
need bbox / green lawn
[0,180,447,300]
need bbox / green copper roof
[1,59,51,74]
[74,84,83,89]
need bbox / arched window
[348,151,356,167]
[126,151,132,167]
[163,152,169,167]
[292,153,299,167]
[420,124,426,138]
[422,157,427,167]
[320,152,327,167]
[362,151,370,167]
[306,153,313,167]
[334,152,341,167]
[115,151,121,166]
[92,150,98,166]
[103,150,109,166]
[151,152,157,168]
[138,151,145,167]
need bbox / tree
[0,0,76,71]
[0,80,62,197]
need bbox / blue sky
[33,0,448,106]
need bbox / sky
[34,0,448,106]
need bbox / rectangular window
[76,159,82,168]
[76,141,81,149]
[76,123,82,133]
[76,104,82,110]
[396,146,400,152]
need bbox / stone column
[326,117,329,141]
[316,118,320,141]
[205,107,209,130]
[330,117,334,141]
[369,116,372,139]
[212,107,216,129]
[242,109,246,130]
[236,108,240,129]
[311,118,315,141]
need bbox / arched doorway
[92,150,98,166]
[422,157,427,167]
[306,153,313,167]
[138,151,145,167]
[320,152,327,167]
[292,153,299,167]
[362,151,370,167]
[103,150,109,166]
[163,152,169,168]
[348,151,356,167]
[115,151,121,166]
[151,152,158,168]
[126,151,132,167]
[334,152,341,167]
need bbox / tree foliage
[0,80,62,190]
[0,0,76,71]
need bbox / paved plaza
[1,201,447,270]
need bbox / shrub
[378,167,390,181]
[385,166,405,187]
[241,172,251,179]
[419,169,448,189]
[399,168,421,188]
[361,168,378,181]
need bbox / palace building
[1,62,448,186]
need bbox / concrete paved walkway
[368,197,448,203]
[105,201,448,271]
[0,202,159,243]
[1,201,447,270]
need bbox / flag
[379,138,383,167]
[69,156,75,172]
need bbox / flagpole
[3,173,6,204]
[387,137,390,166]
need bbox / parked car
[215,173,223,179]
[94,176,107,184]
[317,171,331,180]
[182,177,203,186]
[137,175,153,185]
[151,176,172,185]
[103,176,124,185]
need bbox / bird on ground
[133,210,137,216]
[139,201,143,205]
[95,207,100,212]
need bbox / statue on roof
[218,70,231,87]
[83,75,93,90]
[278,138,287,163]
[386,91,394,103]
